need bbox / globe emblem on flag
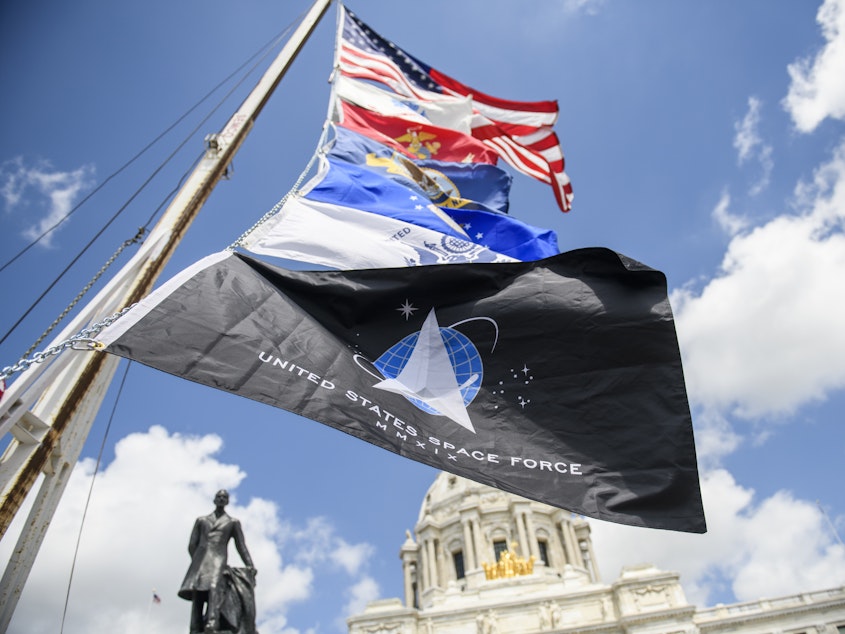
[374,326,483,415]
[354,309,498,433]
[440,236,476,253]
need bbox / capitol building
[347,472,845,634]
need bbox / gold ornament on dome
[481,542,536,580]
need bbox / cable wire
[0,17,302,352]
[0,22,297,275]
[59,360,132,634]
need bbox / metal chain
[227,123,329,251]
[0,304,136,382]
[4,125,331,382]
[20,227,147,361]
[227,195,291,252]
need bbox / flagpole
[0,0,332,627]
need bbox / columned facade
[348,472,845,634]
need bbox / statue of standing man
[178,490,258,633]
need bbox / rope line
[228,120,334,250]
[59,361,132,634]
[0,16,301,353]
[0,10,315,383]
[0,21,300,275]
[0,120,331,383]
[19,228,147,360]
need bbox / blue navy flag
[302,156,558,262]
[98,249,706,533]
[327,125,512,215]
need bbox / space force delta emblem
[98,249,706,534]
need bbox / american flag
[337,7,573,212]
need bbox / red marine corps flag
[336,101,500,164]
[96,249,706,533]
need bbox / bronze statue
[178,490,258,633]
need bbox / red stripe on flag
[472,122,572,212]
[340,45,429,101]
[428,68,558,117]
[337,102,500,165]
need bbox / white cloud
[0,426,376,634]
[711,190,748,236]
[730,490,845,598]
[591,469,845,606]
[733,97,773,195]
[331,540,376,576]
[341,576,380,625]
[748,144,773,196]
[784,0,845,132]
[690,407,742,469]
[562,0,606,15]
[638,123,845,609]
[288,516,376,582]
[671,137,845,419]
[0,158,27,208]
[0,157,95,247]
[734,97,764,164]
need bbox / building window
[453,550,465,579]
[493,540,508,561]
[537,539,550,565]
[836,626,845,634]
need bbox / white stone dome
[417,472,501,523]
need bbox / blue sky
[2,0,845,632]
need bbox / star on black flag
[98,248,706,533]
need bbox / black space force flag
[98,249,706,533]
